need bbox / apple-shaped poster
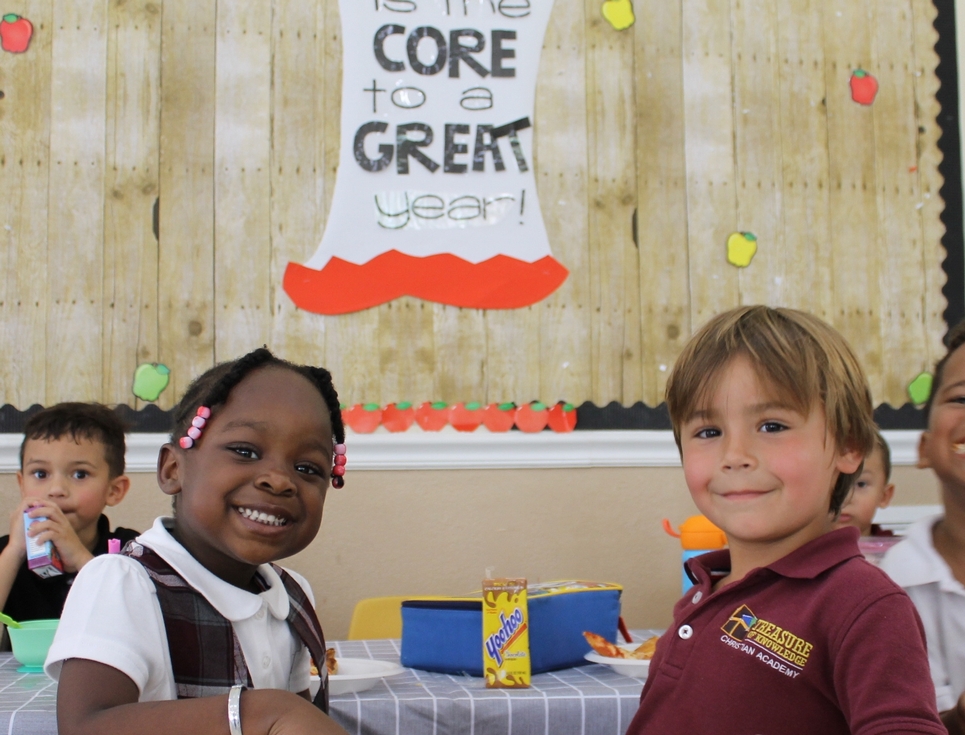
[344,403,384,433]
[132,363,171,402]
[449,401,485,431]
[382,401,416,432]
[0,14,33,53]
[515,401,549,432]
[284,0,567,314]
[483,402,516,432]
[850,69,878,106]
[415,401,449,431]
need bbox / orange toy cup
[663,516,727,593]
[662,515,728,550]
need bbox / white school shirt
[45,516,313,700]
[880,514,965,712]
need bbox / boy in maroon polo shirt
[625,306,943,735]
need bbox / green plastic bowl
[8,619,58,673]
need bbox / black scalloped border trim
[0,1,957,434]
[0,404,174,434]
[935,0,964,329]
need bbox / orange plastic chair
[347,596,409,640]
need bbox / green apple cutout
[133,363,171,402]
[601,0,635,30]
[907,372,933,406]
[726,231,758,268]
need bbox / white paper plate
[584,644,652,679]
[325,658,407,695]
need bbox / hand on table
[20,499,93,573]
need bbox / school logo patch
[721,604,758,640]
[720,604,813,678]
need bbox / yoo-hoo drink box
[23,510,64,578]
[482,578,530,688]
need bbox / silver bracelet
[228,684,244,735]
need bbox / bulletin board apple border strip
[0,400,930,434]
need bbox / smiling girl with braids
[46,349,350,735]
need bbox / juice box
[24,511,64,578]
[482,578,530,688]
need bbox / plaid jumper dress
[123,541,329,713]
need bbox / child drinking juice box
[0,403,136,621]
[46,349,349,735]
[625,306,943,734]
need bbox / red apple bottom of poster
[284,251,569,314]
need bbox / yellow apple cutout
[601,0,635,30]
[726,231,758,268]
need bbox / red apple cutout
[0,14,33,53]
[850,69,878,105]
[483,403,516,432]
[415,401,449,431]
[449,402,484,432]
[344,403,382,433]
[515,401,549,433]
[382,402,415,432]
[547,402,577,432]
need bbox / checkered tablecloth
[0,656,58,735]
[0,631,658,735]
[329,633,659,735]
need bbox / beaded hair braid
[170,348,348,487]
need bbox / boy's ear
[836,446,864,476]
[157,444,183,497]
[15,471,24,497]
[879,482,896,509]
[104,475,130,508]
[917,431,932,469]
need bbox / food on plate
[326,648,338,675]
[310,648,339,677]
[583,631,657,660]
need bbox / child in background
[834,428,896,536]
[626,306,943,735]
[882,322,965,733]
[46,349,349,735]
[0,403,136,622]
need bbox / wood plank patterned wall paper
[0,0,948,411]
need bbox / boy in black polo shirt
[0,404,138,622]
[626,306,943,734]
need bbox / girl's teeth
[238,507,287,526]
[954,443,965,455]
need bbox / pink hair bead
[187,426,202,440]
[332,465,346,477]
[179,436,194,449]
[191,416,206,429]
[334,444,347,455]
[332,476,344,489]
[334,455,347,467]
[197,406,212,419]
